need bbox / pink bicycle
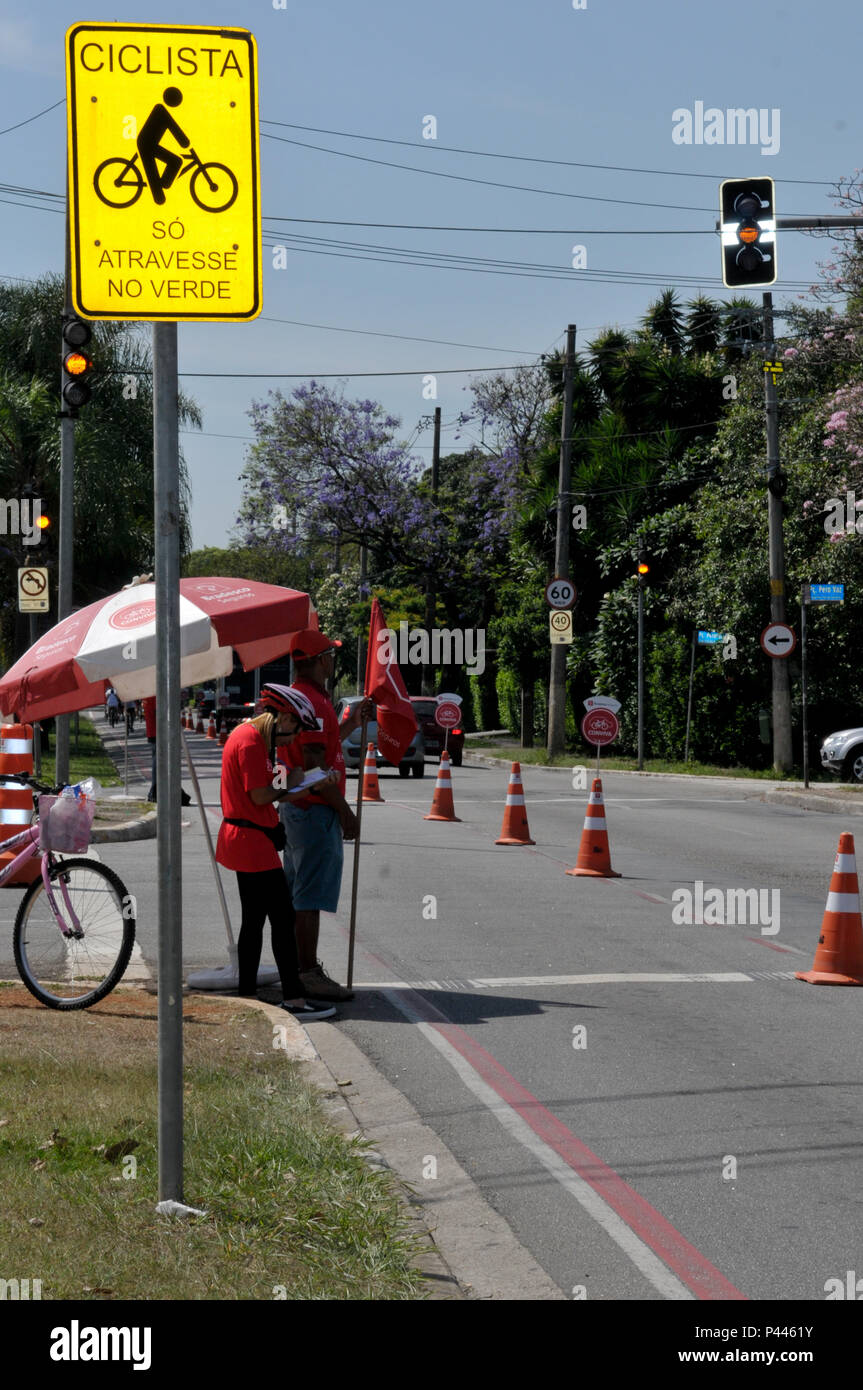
[1,772,135,1011]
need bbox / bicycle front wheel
[189,161,238,213]
[13,858,136,1010]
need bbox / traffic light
[637,561,649,578]
[719,177,777,288]
[61,316,94,413]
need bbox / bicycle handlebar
[0,771,63,796]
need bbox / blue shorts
[280,802,344,913]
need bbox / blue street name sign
[809,584,845,602]
[697,630,724,644]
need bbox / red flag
[364,598,418,766]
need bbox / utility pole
[637,541,645,771]
[422,406,441,696]
[547,324,576,758]
[55,203,75,785]
[763,292,793,773]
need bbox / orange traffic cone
[796,832,863,985]
[218,717,229,746]
[424,749,461,822]
[206,713,217,739]
[495,762,535,845]
[566,777,620,878]
[361,743,384,802]
[195,709,205,734]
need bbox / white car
[820,727,863,783]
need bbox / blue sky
[0,0,858,549]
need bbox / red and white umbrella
[0,577,311,722]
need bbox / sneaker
[299,962,354,1002]
[279,999,337,1021]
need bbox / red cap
[288,629,342,660]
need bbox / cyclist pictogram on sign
[93,87,239,214]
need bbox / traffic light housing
[720,177,777,288]
[61,316,93,413]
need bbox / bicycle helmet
[260,683,319,730]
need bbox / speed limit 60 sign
[546,577,576,609]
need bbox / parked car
[409,696,465,766]
[820,727,863,782]
[335,695,426,777]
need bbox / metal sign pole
[801,590,809,789]
[154,321,183,1203]
[684,630,696,762]
[346,712,369,990]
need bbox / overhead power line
[0,99,65,138]
[260,119,835,188]
[262,131,717,213]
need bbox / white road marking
[379,984,695,1300]
[357,971,761,988]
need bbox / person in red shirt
[277,629,372,1002]
[216,683,338,1020]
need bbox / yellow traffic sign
[66,22,262,321]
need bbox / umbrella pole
[346,712,369,990]
[124,716,129,795]
[182,728,235,955]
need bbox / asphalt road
[4,719,862,1301]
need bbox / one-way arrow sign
[760,622,797,658]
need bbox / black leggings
[236,868,303,998]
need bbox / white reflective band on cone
[584,816,606,831]
[505,795,526,806]
[834,855,858,874]
[589,794,603,805]
[0,739,31,755]
[825,892,861,914]
[0,809,32,824]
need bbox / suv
[409,696,465,767]
[335,695,426,777]
[821,727,863,783]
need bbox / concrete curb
[762,787,863,815]
[300,1020,564,1300]
[91,810,158,843]
[464,751,783,790]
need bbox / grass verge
[467,743,826,781]
[35,713,122,788]
[0,989,427,1300]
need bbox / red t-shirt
[216,722,280,872]
[143,697,157,739]
[277,678,346,809]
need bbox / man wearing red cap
[278,628,372,1001]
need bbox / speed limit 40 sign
[546,577,576,609]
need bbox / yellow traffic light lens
[738,225,759,244]
[37,515,50,530]
[637,563,649,575]
[64,351,91,376]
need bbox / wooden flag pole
[345,711,369,990]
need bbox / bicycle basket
[38,794,95,853]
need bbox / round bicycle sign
[435,701,462,729]
[581,709,619,746]
[545,577,576,609]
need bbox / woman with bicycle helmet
[216,683,338,1020]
